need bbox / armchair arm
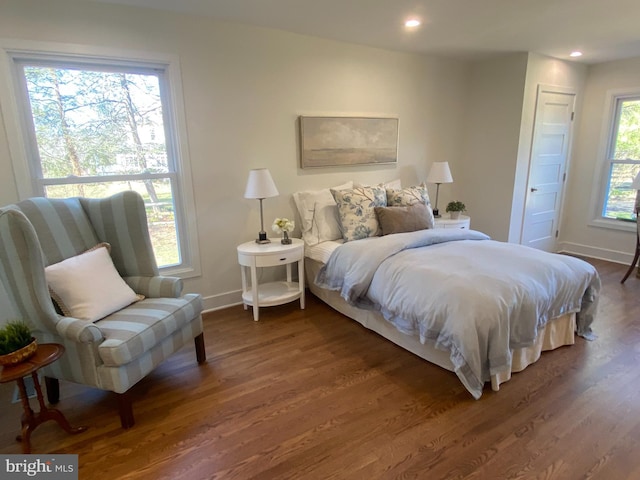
[124,275,183,298]
[56,316,104,344]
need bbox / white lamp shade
[427,162,453,184]
[631,171,640,189]
[244,168,279,199]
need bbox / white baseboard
[201,289,243,314]
[558,241,632,265]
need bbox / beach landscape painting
[300,116,399,168]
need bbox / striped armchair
[0,191,205,428]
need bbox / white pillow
[293,181,353,246]
[354,179,402,190]
[45,244,139,322]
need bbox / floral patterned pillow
[331,186,387,241]
[386,183,435,229]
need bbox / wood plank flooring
[0,258,638,479]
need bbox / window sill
[160,264,201,280]
[589,217,637,233]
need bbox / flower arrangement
[272,218,295,234]
[272,218,295,244]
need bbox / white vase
[450,211,460,219]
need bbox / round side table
[0,343,87,453]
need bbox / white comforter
[315,229,600,399]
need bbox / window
[601,95,640,221]
[2,44,199,276]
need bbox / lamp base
[256,231,270,244]
[433,208,440,218]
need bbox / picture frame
[299,116,399,168]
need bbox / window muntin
[602,96,640,220]
[15,61,184,269]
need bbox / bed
[293,182,600,399]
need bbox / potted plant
[446,201,466,219]
[0,320,37,366]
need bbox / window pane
[613,99,640,160]
[603,162,640,220]
[45,179,180,267]
[23,66,169,178]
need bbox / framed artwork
[299,116,399,168]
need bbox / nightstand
[237,238,305,321]
[434,214,470,229]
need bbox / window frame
[0,39,201,278]
[590,88,640,232]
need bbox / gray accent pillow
[374,203,433,236]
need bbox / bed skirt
[305,257,576,393]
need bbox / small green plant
[446,201,466,213]
[0,321,33,356]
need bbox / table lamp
[426,161,453,217]
[244,168,279,244]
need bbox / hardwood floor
[1,258,638,479]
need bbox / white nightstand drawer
[440,223,468,229]
[255,251,302,267]
[434,214,470,230]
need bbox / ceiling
[82,0,640,64]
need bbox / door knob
[530,187,538,192]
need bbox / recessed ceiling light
[570,51,583,57]
[405,19,421,28]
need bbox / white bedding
[314,229,600,399]
[306,257,577,394]
[305,240,343,264]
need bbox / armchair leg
[117,392,135,429]
[195,333,206,364]
[44,377,60,404]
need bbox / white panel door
[522,87,575,251]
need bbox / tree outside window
[18,63,182,267]
[603,97,640,220]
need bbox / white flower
[272,217,295,234]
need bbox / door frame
[519,84,577,250]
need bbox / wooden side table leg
[31,372,87,435]
[16,377,34,454]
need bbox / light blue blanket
[315,229,600,399]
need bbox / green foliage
[613,100,640,160]
[23,66,169,179]
[446,201,466,213]
[604,163,640,218]
[23,65,180,267]
[0,321,33,356]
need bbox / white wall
[458,54,529,241]
[561,57,640,264]
[510,53,587,243]
[458,53,587,244]
[1,1,633,312]
[0,0,470,310]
